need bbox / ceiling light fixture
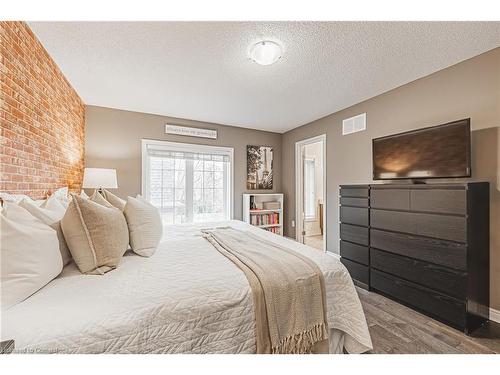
[250,41,282,66]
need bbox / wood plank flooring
[304,235,324,250]
[356,287,500,354]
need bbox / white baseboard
[490,308,500,323]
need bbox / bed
[1,220,372,354]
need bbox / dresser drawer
[340,240,369,265]
[370,249,467,299]
[340,206,369,226]
[340,186,369,198]
[371,269,466,329]
[411,189,466,215]
[371,188,410,210]
[341,258,369,286]
[416,213,466,242]
[370,209,466,243]
[340,224,369,246]
[340,197,369,208]
[370,229,467,270]
[371,209,415,233]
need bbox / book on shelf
[264,226,281,235]
[249,213,280,226]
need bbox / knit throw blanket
[202,227,328,354]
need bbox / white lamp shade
[82,168,118,189]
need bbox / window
[142,140,233,225]
[304,158,316,220]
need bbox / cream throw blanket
[202,227,328,354]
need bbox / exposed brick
[1,22,85,199]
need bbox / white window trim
[141,139,234,221]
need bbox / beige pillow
[90,190,114,207]
[123,196,162,257]
[61,194,129,274]
[102,189,126,211]
[19,195,72,266]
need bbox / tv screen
[372,119,471,180]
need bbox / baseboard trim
[490,308,500,323]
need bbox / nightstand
[0,340,14,354]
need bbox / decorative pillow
[51,186,70,208]
[1,202,63,310]
[19,195,72,266]
[102,189,126,211]
[123,196,163,257]
[90,190,114,208]
[61,194,129,274]
[40,193,67,216]
[0,192,32,204]
[33,199,46,207]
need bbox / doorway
[295,134,326,252]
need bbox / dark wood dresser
[339,182,490,334]
[339,185,370,289]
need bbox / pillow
[33,199,46,207]
[102,189,126,211]
[61,194,129,274]
[51,187,70,208]
[123,196,163,257]
[52,186,68,198]
[90,190,114,208]
[40,193,67,216]
[19,195,72,266]
[80,190,89,199]
[1,202,63,310]
[0,192,32,204]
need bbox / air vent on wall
[342,113,366,135]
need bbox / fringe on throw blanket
[272,323,329,354]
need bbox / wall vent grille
[342,113,366,135]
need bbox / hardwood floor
[304,235,324,250]
[356,287,500,354]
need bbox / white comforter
[1,220,372,354]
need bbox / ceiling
[29,22,500,133]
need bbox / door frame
[295,134,327,252]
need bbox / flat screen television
[372,118,471,180]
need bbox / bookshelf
[243,193,284,236]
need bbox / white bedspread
[1,220,372,354]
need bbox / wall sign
[165,124,217,139]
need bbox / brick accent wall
[0,21,85,199]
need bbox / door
[295,135,326,251]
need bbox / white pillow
[0,192,32,204]
[19,195,71,266]
[40,194,67,216]
[0,202,63,310]
[52,186,68,199]
[123,196,163,257]
[51,187,69,208]
[33,199,46,207]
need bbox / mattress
[1,220,372,354]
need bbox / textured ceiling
[29,22,500,133]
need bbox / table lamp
[82,168,118,195]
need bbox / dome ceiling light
[249,41,282,66]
